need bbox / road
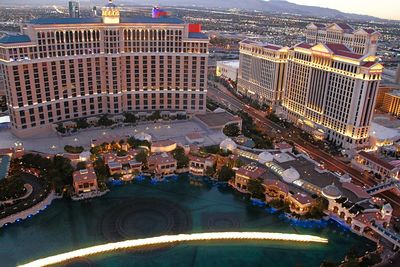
[207,84,400,215]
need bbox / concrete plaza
[0,120,227,154]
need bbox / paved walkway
[0,120,226,154]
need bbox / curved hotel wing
[0,2,209,138]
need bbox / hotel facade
[282,43,383,149]
[0,1,209,137]
[237,22,382,149]
[305,22,380,56]
[237,40,288,107]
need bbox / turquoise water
[0,176,375,267]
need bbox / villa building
[287,192,314,215]
[188,154,215,176]
[148,152,177,175]
[72,168,99,194]
[263,179,288,202]
[234,163,267,191]
[0,0,209,138]
[103,149,141,175]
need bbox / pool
[0,175,375,267]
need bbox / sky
[286,0,400,20]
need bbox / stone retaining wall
[0,190,56,228]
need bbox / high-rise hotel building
[305,22,380,56]
[0,1,209,137]
[282,43,383,149]
[237,40,288,107]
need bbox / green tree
[123,112,136,123]
[93,158,109,184]
[64,145,84,154]
[98,115,113,126]
[172,147,189,169]
[248,178,265,200]
[218,165,235,182]
[0,175,26,201]
[223,123,240,137]
[76,161,87,171]
[74,118,89,129]
[205,165,216,177]
[127,137,151,149]
[135,150,148,166]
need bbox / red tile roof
[291,192,314,205]
[342,182,370,199]
[336,23,354,31]
[148,153,176,166]
[262,43,282,51]
[363,28,376,34]
[296,43,313,49]
[236,164,266,179]
[263,179,289,194]
[73,167,97,183]
[358,151,396,171]
[354,211,382,225]
[362,62,377,68]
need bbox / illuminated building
[0,0,208,138]
[381,90,400,117]
[282,43,383,149]
[238,39,288,107]
[305,23,380,56]
[72,168,99,194]
[68,1,80,18]
[216,60,239,82]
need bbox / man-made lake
[0,176,375,267]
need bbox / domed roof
[258,152,273,164]
[220,138,237,152]
[134,132,152,142]
[321,184,342,199]
[282,167,300,183]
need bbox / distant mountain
[0,0,387,21]
[128,0,383,21]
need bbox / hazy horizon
[0,0,399,21]
[285,0,400,20]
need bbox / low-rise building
[188,155,215,176]
[72,168,98,195]
[287,192,315,215]
[103,149,141,176]
[148,153,177,175]
[216,60,239,82]
[234,163,267,191]
[151,140,177,153]
[381,90,400,117]
[263,179,288,201]
[352,151,399,179]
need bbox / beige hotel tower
[0,0,209,137]
[238,23,383,149]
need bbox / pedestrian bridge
[371,223,400,249]
[366,179,400,195]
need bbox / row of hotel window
[13,94,205,129]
